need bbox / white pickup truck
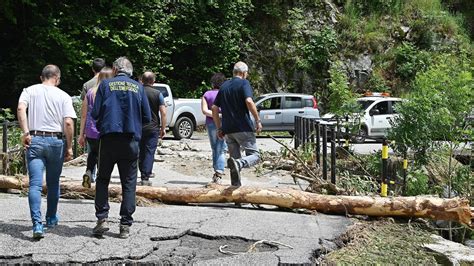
[152,83,205,139]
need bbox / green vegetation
[389,54,473,162]
[0,0,471,111]
[335,0,472,95]
[0,109,23,175]
[324,221,439,264]
[0,1,472,194]
[326,60,357,116]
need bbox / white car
[323,95,403,143]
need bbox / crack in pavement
[0,194,351,264]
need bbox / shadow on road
[0,221,95,240]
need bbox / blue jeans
[26,136,65,225]
[206,123,227,174]
[139,131,159,178]
[225,132,260,169]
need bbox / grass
[323,220,440,264]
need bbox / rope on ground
[219,239,294,255]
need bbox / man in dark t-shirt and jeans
[212,61,262,186]
[139,71,166,186]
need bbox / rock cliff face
[244,1,337,96]
[243,0,471,102]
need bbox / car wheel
[352,127,367,143]
[172,116,194,140]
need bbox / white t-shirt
[18,84,77,133]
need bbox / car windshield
[254,96,265,103]
[357,100,375,111]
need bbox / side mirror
[257,106,261,112]
[369,108,380,116]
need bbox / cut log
[0,175,472,227]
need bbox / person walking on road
[80,58,106,100]
[91,57,151,239]
[212,62,262,186]
[79,58,106,183]
[17,64,76,239]
[138,71,166,186]
[201,73,227,183]
[78,67,113,188]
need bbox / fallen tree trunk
[1,175,472,227]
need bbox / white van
[323,94,403,142]
[353,96,403,142]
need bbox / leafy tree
[327,61,358,116]
[0,1,252,104]
[394,42,431,82]
[389,54,473,164]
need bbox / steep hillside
[244,0,472,112]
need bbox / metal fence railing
[294,116,411,197]
[1,121,26,175]
[1,119,83,175]
[294,116,338,184]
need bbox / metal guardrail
[294,116,407,196]
[1,121,26,175]
[294,116,338,184]
[1,119,82,175]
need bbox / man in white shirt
[17,64,76,239]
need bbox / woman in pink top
[201,73,227,183]
[78,67,113,188]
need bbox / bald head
[141,71,156,86]
[233,61,249,78]
[41,65,61,81]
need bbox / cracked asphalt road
[0,134,353,264]
[0,193,351,264]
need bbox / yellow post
[402,154,408,195]
[381,139,389,197]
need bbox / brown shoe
[119,224,130,239]
[93,219,109,237]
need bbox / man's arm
[80,84,87,101]
[78,97,88,147]
[159,105,167,139]
[141,86,151,124]
[17,102,31,148]
[63,117,74,162]
[245,97,262,133]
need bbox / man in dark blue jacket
[91,56,151,239]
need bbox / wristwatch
[22,131,30,137]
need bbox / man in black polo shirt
[139,71,166,186]
[212,61,262,186]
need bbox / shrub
[389,54,473,164]
[327,60,358,116]
[405,169,430,196]
[366,69,390,92]
[394,42,430,82]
